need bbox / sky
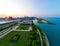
[0,0,60,17]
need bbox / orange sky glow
[0,14,35,18]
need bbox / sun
[5,14,12,17]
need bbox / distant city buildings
[5,16,13,20]
[20,19,32,26]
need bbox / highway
[0,24,19,38]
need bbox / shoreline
[37,18,54,24]
[35,24,50,46]
[43,31,50,46]
[38,28,50,46]
[33,19,50,46]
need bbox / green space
[28,24,41,46]
[37,27,47,46]
[41,31,47,46]
[17,26,29,30]
[0,23,40,46]
[0,21,48,46]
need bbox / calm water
[35,17,60,46]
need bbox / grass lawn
[0,31,30,46]
[17,26,29,30]
[40,31,47,46]
[0,24,41,46]
[37,26,47,46]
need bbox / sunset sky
[0,0,60,17]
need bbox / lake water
[35,17,60,46]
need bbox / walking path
[14,26,32,31]
[37,28,50,46]
[0,23,32,38]
[43,31,50,46]
[0,24,19,38]
[37,29,43,46]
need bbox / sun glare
[5,14,12,17]
[0,0,33,17]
